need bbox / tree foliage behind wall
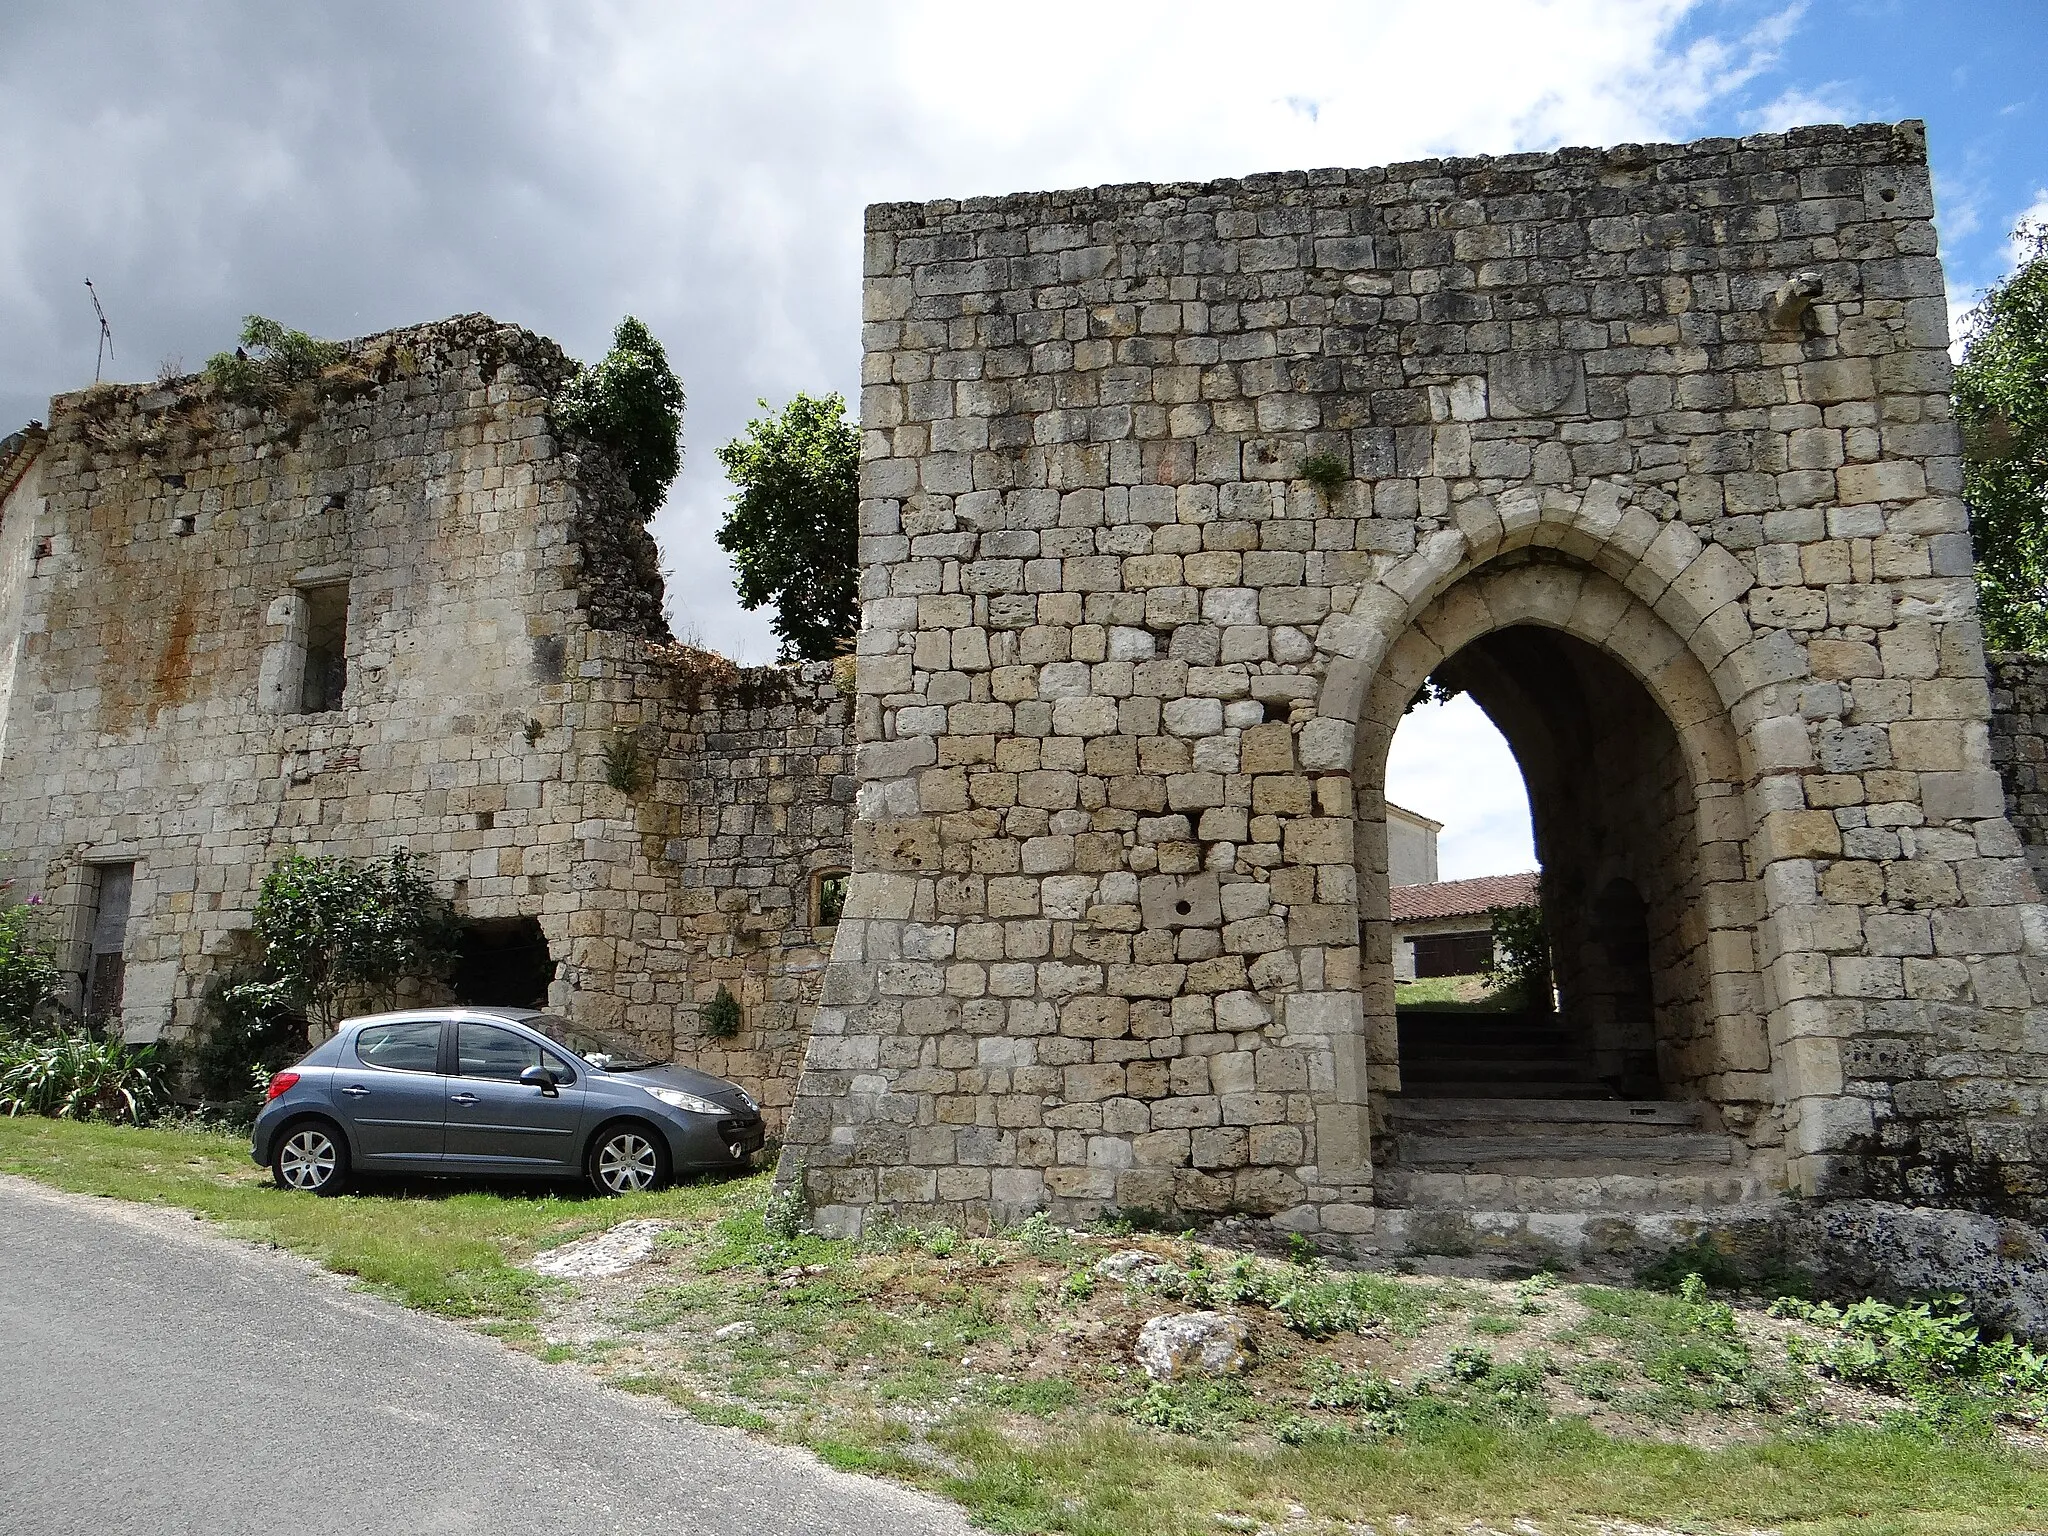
[1957,225,2048,653]
[716,392,860,661]
[552,317,686,513]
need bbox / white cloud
[1386,696,1537,881]
[1746,83,1861,134]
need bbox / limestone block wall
[780,120,2048,1237]
[560,645,855,1121]
[0,316,849,1124]
[1990,655,2048,895]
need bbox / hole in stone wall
[175,515,196,537]
[813,868,849,928]
[33,537,51,560]
[476,811,494,831]
[297,581,349,713]
[451,917,556,1010]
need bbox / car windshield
[525,1015,665,1072]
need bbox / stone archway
[1353,555,1767,1146]
[1304,483,1789,1212]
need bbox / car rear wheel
[273,1121,349,1196]
[587,1123,668,1195]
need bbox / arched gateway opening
[1349,548,1774,1204]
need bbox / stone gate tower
[779,121,2048,1252]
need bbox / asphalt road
[0,1175,973,1536]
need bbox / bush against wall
[551,317,685,514]
[231,849,461,1038]
[0,891,61,1037]
[193,969,309,1112]
[715,392,859,661]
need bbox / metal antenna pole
[85,279,114,383]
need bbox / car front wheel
[273,1122,349,1196]
[588,1124,668,1195]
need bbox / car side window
[456,1023,575,1084]
[354,1021,442,1073]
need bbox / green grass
[5,1116,2046,1535]
[0,1114,747,1317]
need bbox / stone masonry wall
[0,315,847,1126]
[1989,653,2048,896]
[780,120,2048,1237]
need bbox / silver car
[251,1007,765,1196]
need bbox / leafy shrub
[1011,1210,1074,1261]
[1118,1380,1258,1437]
[601,729,648,793]
[0,893,62,1036]
[1772,1293,2048,1429]
[233,849,460,1036]
[192,968,308,1115]
[204,315,346,404]
[1303,1359,1404,1418]
[1638,1237,1748,1292]
[552,317,685,512]
[0,1031,167,1123]
[1485,901,1551,1007]
[762,1177,807,1241]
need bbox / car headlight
[735,1087,758,1112]
[647,1085,726,1116]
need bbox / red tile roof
[1390,871,1539,923]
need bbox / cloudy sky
[5,0,2043,879]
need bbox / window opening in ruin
[82,861,134,1026]
[297,581,349,713]
[450,917,556,1010]
[813,868,849,929]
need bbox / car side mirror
[519,1065,559,1097]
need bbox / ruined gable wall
[780,120,2048,1237]
[0,319,849,1119]
[559,641,854,1121]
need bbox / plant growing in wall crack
[702,983,742,1039]
[1299,451,1349,505]
[229,850,461,1038]
[204,316,347,405]
[601,729,649,794]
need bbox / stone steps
[1398,1132,1737,1166]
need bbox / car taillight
[265,1072,300,1101]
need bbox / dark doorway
[451,918,556,1009]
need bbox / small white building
[1391,870,1540,983]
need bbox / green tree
[715,392,859,660]
[232,850,461,1037]
[204,314,346,403]
[552,317,686,512]
[0,893,61,1037]
[1486,901,1552,1010]
[1956,225,2048,652]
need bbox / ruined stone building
[0,318,853,1121]
[768,118,2048,1282]
[6,119,2048,1299]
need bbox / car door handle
[449,1093,479,1106]
[340,1086,370,1098]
